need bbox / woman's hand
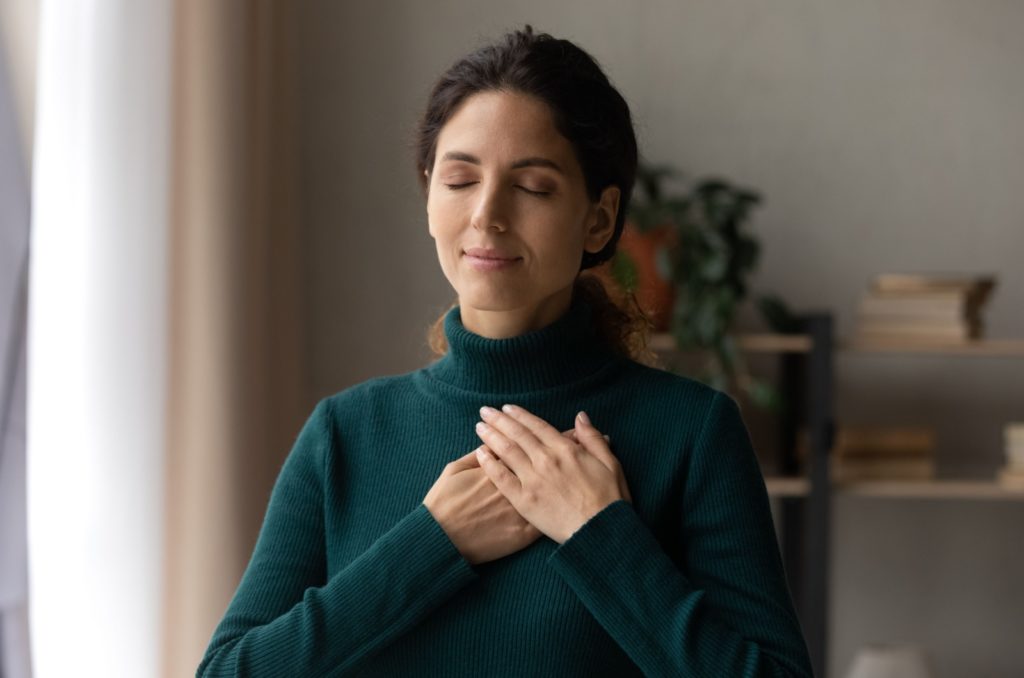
[423,449,541,565]
[473,405,632,544]
[422,426,599,565]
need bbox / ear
[583,185,621,254]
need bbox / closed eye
[443,183,550,198]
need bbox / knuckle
[534,454,558,473]
[553,439,574,455]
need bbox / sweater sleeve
[196,398,479,677]
[546,391,814,678]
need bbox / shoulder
[613,358,747,447]
[315,370,423,425]
[322,372,417,404]
[618,358,724,408]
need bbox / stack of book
[854,273,997,342]
[999,423,1024,490]
[799,426,936,482]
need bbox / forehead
[435,90,577,169]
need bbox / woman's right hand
[423,447,539,565]
[423,428,596,565]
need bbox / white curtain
[27,2,172,676]
[0,19,31,678]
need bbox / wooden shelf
[765,476,812,497]
[763,476,1024,501]
[649,333,813,354]
[650,332,1024,358]
[837,337,1024,357]
[836,479,1024,500]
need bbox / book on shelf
[997,467,1024,491]
[1003,423,1024,480]
[854,272,997,342]
[798,425,938,481]
[871,272,996,299]
[834,457,936,482]
[798,426,935,460]
[859,290,972,320]
[855,320,981,341]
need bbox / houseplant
[610,163,799,412]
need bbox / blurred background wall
[292,2,1024,676]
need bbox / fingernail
[480,406,497,419]
[603,434,611,442]
[577,411,591,426]
[475,421,489,433]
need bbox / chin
[458,296,522,312]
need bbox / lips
[463,247,521,260]
[462,247,522,272]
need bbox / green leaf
[610,251,638,292]
[744,378,781,413]
[700,253,728,281]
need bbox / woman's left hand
[474,404,632,544]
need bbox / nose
[470,182,508,232]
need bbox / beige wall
[295,1,1024,676]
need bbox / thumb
[563,426,610,444]
[575,411,632,503]
[446,447,484,474]
[575,411,622,472]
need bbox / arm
[546,391,813,678]
[197,398,478,677]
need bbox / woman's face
[425,90,619,334]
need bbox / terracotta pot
[593,221,677,331]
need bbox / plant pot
[597,221,676,331]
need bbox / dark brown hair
[414,24,657,365]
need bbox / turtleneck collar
[425,295,621,395]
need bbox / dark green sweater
[197,297,813,677]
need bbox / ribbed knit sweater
[196,296,814,677]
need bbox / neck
[427,293,621,395]
[458,287,573,339]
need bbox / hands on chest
[423,406,632,565]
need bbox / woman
[198,25,813,677]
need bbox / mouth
[463,247,521,260]
[462,251,523,271]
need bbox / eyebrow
[439,151,564,174]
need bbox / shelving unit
[651,321,1024,676]
[764,477,1024,501]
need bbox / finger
[445,447,482,475]
[574,411,626,478]
[478,406,546,459]
[475,446,521,498]
[563,428,611,445]
[475,421,532,475]
[495,404,569,450]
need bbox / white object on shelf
[844,643,934,678]
[1005,423,1024,467]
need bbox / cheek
[534,229,585,276]
[426,192,463,240]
